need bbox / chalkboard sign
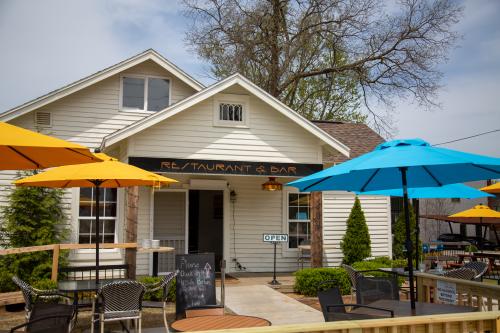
[175,253,216,317]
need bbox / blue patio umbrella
[288,139,500,310]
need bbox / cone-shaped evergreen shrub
[340,196,371,264]
[393,203,421,260]
[0,171,67,292]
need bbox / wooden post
[125,186,139,279]
[51,244,60,281]
[310,191,323,268]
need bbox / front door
[188,190,224,271]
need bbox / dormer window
[121,75,170,112]
[213,94,249,127]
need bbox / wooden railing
[417,272,500,311]
[199,311,500,333]
[0,242,137,281]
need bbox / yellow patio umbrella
[15,153,178,282]
[0,122,101,169]
[481,182,500,194]
[449,205,500,250]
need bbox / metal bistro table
[137,246,175,277]
[58,279,127,307]
[171,315,271,332]
[347,299,476,317]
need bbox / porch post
[310,191,323,267]
[125,186,139,279]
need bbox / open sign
[263,234,288,243]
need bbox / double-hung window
[288,193,311,248]
[78,187,117,244]
[121,76,170,112]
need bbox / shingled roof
[312,120,385,164]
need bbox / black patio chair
[355,275,400,305]
[91,280,145,333]
[317,285,394,322]
[443,267,476,280]
[142,270,178,333]
[463,261,488,280]
[12,276,74,321]
[342,264,397,302]
[9,306,75,333]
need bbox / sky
[0,0,499,156]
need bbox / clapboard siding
[136,186,152,275]
[129,92,323,164]
[323,192,392,267]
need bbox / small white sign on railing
[263,234,289,243]
[436,280,457,304]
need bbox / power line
[432,129,500,146]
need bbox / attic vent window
[213,94,249,127]
[35,112,52,127]
[219,103,243,122]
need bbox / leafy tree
[393,203,421,260]
[340,197,371,264]
[0,171,67,292]
[183,0,462,134]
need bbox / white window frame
[77,187,118,248]
[282,188,311,255]
[213,94,250,128]
[119,74,172,113]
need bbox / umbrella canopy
[421,215,500,225]
[14,153,177,188]
[0,122,101,169]
[287,138,500,311]
[481,182,500,194]
[15,153,178,282]
[449,205,500,219]
[355,183,494,199]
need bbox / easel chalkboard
[175,253,216,318]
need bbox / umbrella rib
[360,169,380,192]
[8,146,41,168]
[422,166,442,186]
[303,176,332,191]
[116,180,122,187]
[472,164,500,175]
[65,147,94,159]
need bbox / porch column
[125,186,139,279]
[310,191,323,267]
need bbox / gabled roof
[101,73,350,157]
[0,49,204,122]
[313,120,384,163]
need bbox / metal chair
[443,267,476,280]
[297,240,311,269]
[12,276,73,320]
[355,275,400,305]
[317,285,394,321]
[463,261,488,280]
[91,280,145,333]
[9,306,74,333]
[342,264,390,302]
[143,271,178,333]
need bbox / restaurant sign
[129,157,322,177]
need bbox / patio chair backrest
[355,275,400,305]
[463,261,488,279]
[443,267,476,280]
[98,280,145,314]
[342,264,360,290]
[145,270,178,302]
[317,286,345,321]
[12,276,35,312]
[23,304,75,333]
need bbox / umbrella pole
[400,167,416,311]
[480,217,483,252]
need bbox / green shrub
[32,279,58,290]
[340,197,371,264]
[138,276,176,302]
[392,204,421,260]
[352,257,405,285]
[294,268,350,296]
[0,173,68,292]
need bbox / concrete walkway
[222,284,324,325]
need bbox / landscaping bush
[352,257,406,285]
[32,279,58,290]
[294,268,350,296]
[392,204,422,260]
[340,197,371,264]
[0,172,68,292]
[138,276,176,302]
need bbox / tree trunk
[125,186,139,279]
[310,191,323,267]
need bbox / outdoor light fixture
[262,177,282,191]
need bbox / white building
[0,50,392,275]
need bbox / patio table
[348,299,476,317]
[171,315,271,331]
[58,278,127,307]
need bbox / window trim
[282,188,311,255]
[119,74,172,113]
[213,94,250,128]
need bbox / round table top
[171,315,271,332]
[137,246,174,253]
